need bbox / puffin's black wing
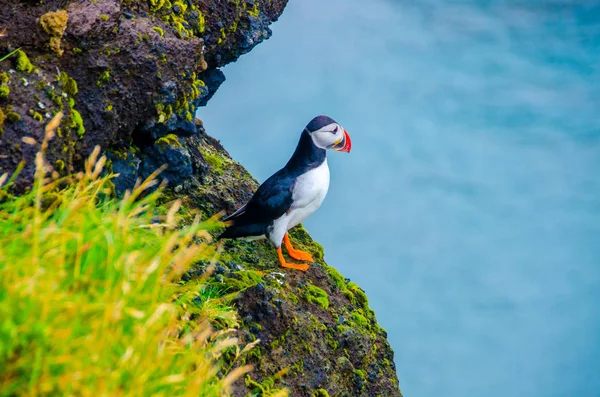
[219,169,295,239]
[247,169,295,222]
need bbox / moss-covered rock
[166,134,402,396]
[0,0,289,192]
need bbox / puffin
[219,115,352,271]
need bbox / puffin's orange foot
[277,247,310,272]
[283,234,314,262]
[287,249,314,262]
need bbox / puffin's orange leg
[283,233,314,262]
[277,247,310,272]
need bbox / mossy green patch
[324,264,345,290]
[347,281,369,308]
[71,109,85,136]
[247,2,260,17]
[351,311,370,328]
[221,270,264,292]
[148,0,206,39]
[156,103,173,124]
[15,50,36,73]
[312,389,329,397]
[0,73,9,84]
[97,70,111,87]
[155,133,182,149]
[354,369,367,380]
[59,72,78,96]
[29,110,43,122]
[199,143,236,176]
[287,292,299,304]
[6,110,20,123]
[245,368,288,396]
[305,285,329,310]
[0,85,9,99]
[152,26,165,37]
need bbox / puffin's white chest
[267,160,330,246]
[289,159,330,227]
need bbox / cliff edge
[0,1,401,395]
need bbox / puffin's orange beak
[333,129,352,153]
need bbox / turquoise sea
[200,1,600,396]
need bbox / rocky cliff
[0,1,401,395]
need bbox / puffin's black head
[304,115,352,153]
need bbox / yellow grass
[0,117,255,396]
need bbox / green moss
[202,150,226,175]
[325,334,339,350]
[155,133,182,149]
[312,389,329,397]
[54,159,65,171]
[148,0,205,39]
[15,50,35,73]
[59,72,78,96]
[351,311,370,328]
[247,2,260,17]
[217,27,226,44]
[100,14,109,21]
[108,147,129,160]
[287,292,299,304]
[347,282,369,308]
[0,73,9,84]
[354,369,367,380]
[148,0,166,12]
[156,103,173,124]
[97,70,111,87]
[221,270,263,292]
[249,322,262,331]
[152,26,165,37]
[0,85,9,99]
[0,107,4,132]
[31,111,43,122]
[324,264,345,290]
[305,285,329,310]
[198,11,205,33]
[6,111,20,123]
[72,47,82,54]
[244,369,289,395]
[71,109,85,136]
[270,329,291,350]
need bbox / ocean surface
[199,1,600,396]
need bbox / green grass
[0,47,20,63]
[0,121,260,396]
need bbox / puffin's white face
[309,123,352,152]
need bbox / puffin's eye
[331,126,338,134]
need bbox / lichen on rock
[40,10,69,56]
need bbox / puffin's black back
[219,116,335,239]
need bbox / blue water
[199,1,600,396]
